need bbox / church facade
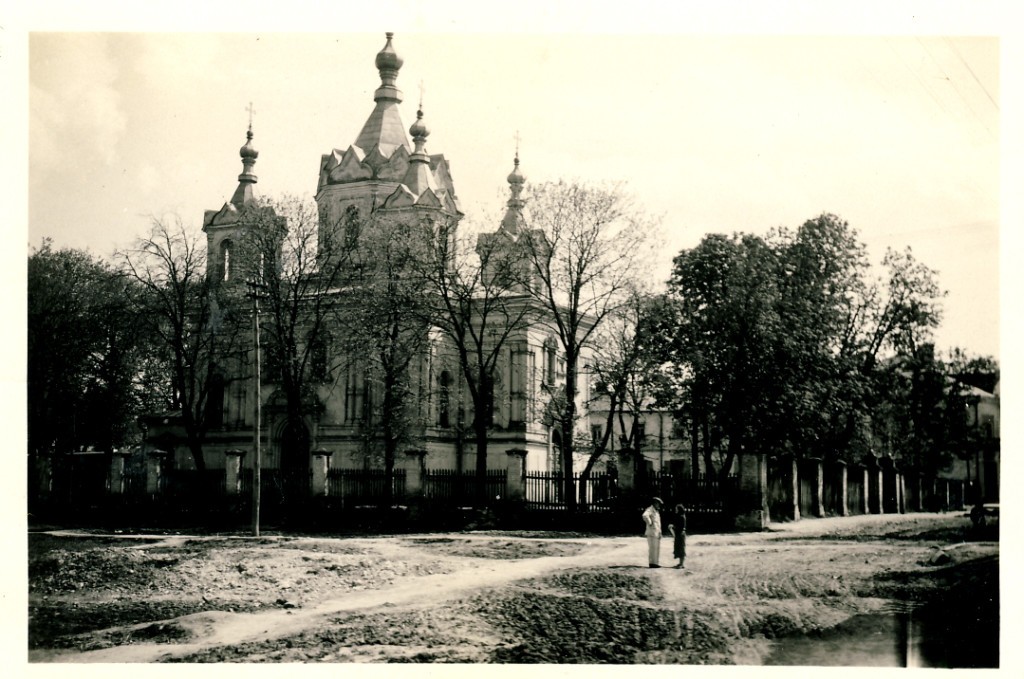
[147,34,593,482]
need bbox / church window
[220,240,233,282]
[309,332,330,383]
[204,374,225,428]
[439,371,452,428]
[544,340,557,384]
[344,205,361,248]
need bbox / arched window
[309,332,330,383]
[439,370,452,428]
[220,239,234,282]
[204,374,225,428]
[344,205,361,248]
[544,339,557,385]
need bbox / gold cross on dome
[246,102,256,131]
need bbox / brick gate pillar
[616,449,636,494]
[310,448,332,497]
[735,452,768,530]
[146,449,168,495]
[402,450,427,500]
[108,449,132,494]
[505,449,527,502]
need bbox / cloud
[30,34,127,174]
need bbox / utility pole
[247,277,268,536]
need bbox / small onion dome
[409,109,430,140]
[239,129,258,160]
[507,155,525,185]
[375,32,404,72]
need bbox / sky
[12,3,1017,366]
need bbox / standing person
[642,497,663,568]
[668,503,687,569]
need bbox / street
[29,512,998,665]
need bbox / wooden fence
[424,469,507,505]
[326,468,407,504]
[525,471,617,512]
[644,472,739,516]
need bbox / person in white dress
[642,497,664,568]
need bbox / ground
[27,512,999,665]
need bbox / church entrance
[277,419,311,506]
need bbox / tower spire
[373,31,404,104]
[500,139,526,234]
[352,32,410,155]
[231,109,259,208]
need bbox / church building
[147,34,590,485]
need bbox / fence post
[403,450,427,499]
[616,449,635,494]
[505,449,527,501]
[857,464,869,514]
[735,452,768,530]
[108,450,132,495]
[309,448,332,497]
[809,458,824,518]
[865,457,883,514]
[786,455,800,521]
[146,449,168,495]
[833,460,848,517]
[224,449,246,495]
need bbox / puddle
[765,606,998,668]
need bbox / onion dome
[373,32,403,100]
[239,128,258,160]
[507,153,525,188]
[230,125,258,209]
[500,151,527,234]
[375,32,404,73]
[409,108,430,142]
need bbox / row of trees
[639,214,996,479]
[28,182,659,511]
[29,194,993,507]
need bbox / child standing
[668,503,687,569]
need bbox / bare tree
[423,219,541,498]
[583,287,663,498]
[519,180,659,510]
[119,217,244,471]
[341,214,436,505]
[234,195,352,473]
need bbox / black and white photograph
[9,0,1019,671]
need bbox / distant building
[939,380,1000,503]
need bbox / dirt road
[28,512,998,665]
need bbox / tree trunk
[690,415,700,478]
[702,418,716,477]
[475,418,489,505]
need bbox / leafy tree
[652,213,946,472]
[656,233,783,478]
[518,180,659,510]
[28,240,150,458]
